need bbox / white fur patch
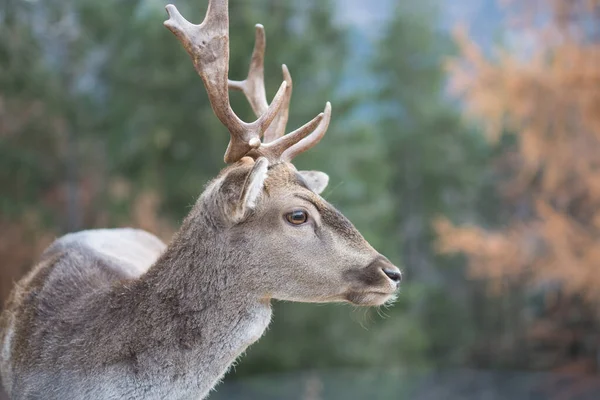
[58,229,166,277]
[1,314,15,392]
[2,316,13,358]
[243,158,269,210]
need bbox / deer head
[163,0,401,306]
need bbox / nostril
[382,267,402,284]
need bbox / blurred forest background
[2,0,600,398]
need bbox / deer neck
[130,210,272,384]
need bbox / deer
[0,1,401,399]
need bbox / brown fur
[0,160,400,399]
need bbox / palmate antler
[164,0,331,164]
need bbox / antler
[228,24,332,163]
[164,1,285,163]
[164,0,331,164]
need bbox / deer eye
[285,210,308,225]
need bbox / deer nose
[382,266,402,284]
[374,258,401,285]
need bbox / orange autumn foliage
[0,185,175,310]
[0,215,56,311]
[437,0,600,296]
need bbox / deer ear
[298,170,329,194]
[236,157,269,218]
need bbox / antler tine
[265,64,293,143]
[247,102,331,163]
[228,25,269,116]
[228,26,293,144]
[164,1,288,164]
[281,102,332,162]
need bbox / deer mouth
[344,290,398,307]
